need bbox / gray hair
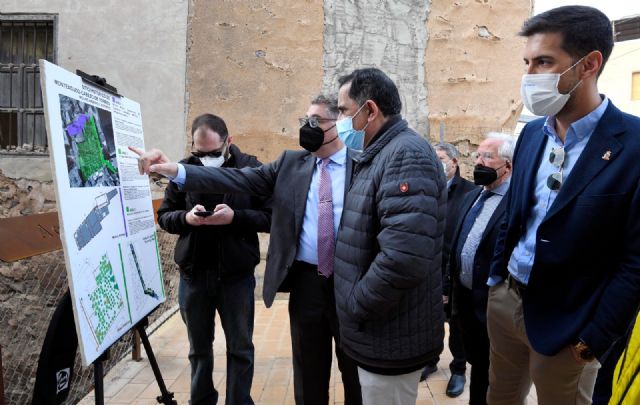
[311,94,339,119]
[433,142,460,160]
[486,132,516,162]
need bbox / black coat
[490,102,640,359]
[442,172,478,297]
[450,187,506,323]
[333,116,446,370]
[157,144,271,281]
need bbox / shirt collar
[543,96,609,148]
[316,145,347,166]
[487,178,510,196]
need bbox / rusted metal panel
[0,199,164,262]
[0,211,61,261]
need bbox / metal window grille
[0,16,56,153]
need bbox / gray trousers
[357,367,421,405]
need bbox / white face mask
[520,57,584,117]
[199,155,225,168]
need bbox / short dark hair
[519,6,613,75]
[338,68,402,116]
[311,94,339,119]
[433,142,459,160]
[191,113,229,141]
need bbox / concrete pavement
[79,299,538,404]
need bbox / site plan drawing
[79,253,125,346]
[40,60,166,365]
[74,189,122,250]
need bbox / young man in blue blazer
[487,6,640,405]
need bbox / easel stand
[135,317,177,404]
[92,317,176,405]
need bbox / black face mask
[299,123,337,152]
[473,164,499,185]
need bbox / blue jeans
[179,271,256,405]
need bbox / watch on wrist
[574,340,595,362]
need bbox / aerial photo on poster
[60,95,120,187]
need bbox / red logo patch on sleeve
[399,182,409,193]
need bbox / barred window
[0,15,56,154]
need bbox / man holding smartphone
[157,113,272,405]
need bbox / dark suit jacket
[450,187,506,324]
[181,148,356,307]
[490,101,640,359]
[442,172,478,296]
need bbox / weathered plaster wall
[322,0,431,136]
[425,0,531,147]
[186,0,325,163]
[1,0,189,214]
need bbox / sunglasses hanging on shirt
[547,146,565,191]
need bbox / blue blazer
[490,101,640,359]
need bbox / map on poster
[39,60,165,366]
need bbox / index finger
[128,145,144,156]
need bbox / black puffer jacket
[334,116,446,370]
[157,144,271,281]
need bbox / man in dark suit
[421,143,477,398]
[132,95,362,405]
[449,133,514,405]
[487,6,640,405]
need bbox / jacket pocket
[575,192,628,208]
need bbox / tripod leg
[135,320,177,405]
[94,358,104,405]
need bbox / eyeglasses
[192,144,226,159]
[471,151,496,161]
[546,146,565,191]
[298,116,337,128]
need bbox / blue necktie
[455,190,493,265]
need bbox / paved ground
[79,299,538,404]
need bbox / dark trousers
[457,286,489,405]
[288,261,362,405]
[426,314,467,375]
[179,271,256,405]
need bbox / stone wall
[425,0,531,146]
[187,0,530,165]
[186,0,326,163]
[322,0,431,136]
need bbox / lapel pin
[399,182,409,193]
[602,150,611,161]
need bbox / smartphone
[194,211,213,217]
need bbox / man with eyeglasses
[487,6,640,405]
[134,96,362,405]
[156,113,272,404]
[448,133,514,405]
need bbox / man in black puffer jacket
[334,68,446,405]
[157,114,271,405]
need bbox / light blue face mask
[336,103,368,150]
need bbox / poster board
[39,60,165,366]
